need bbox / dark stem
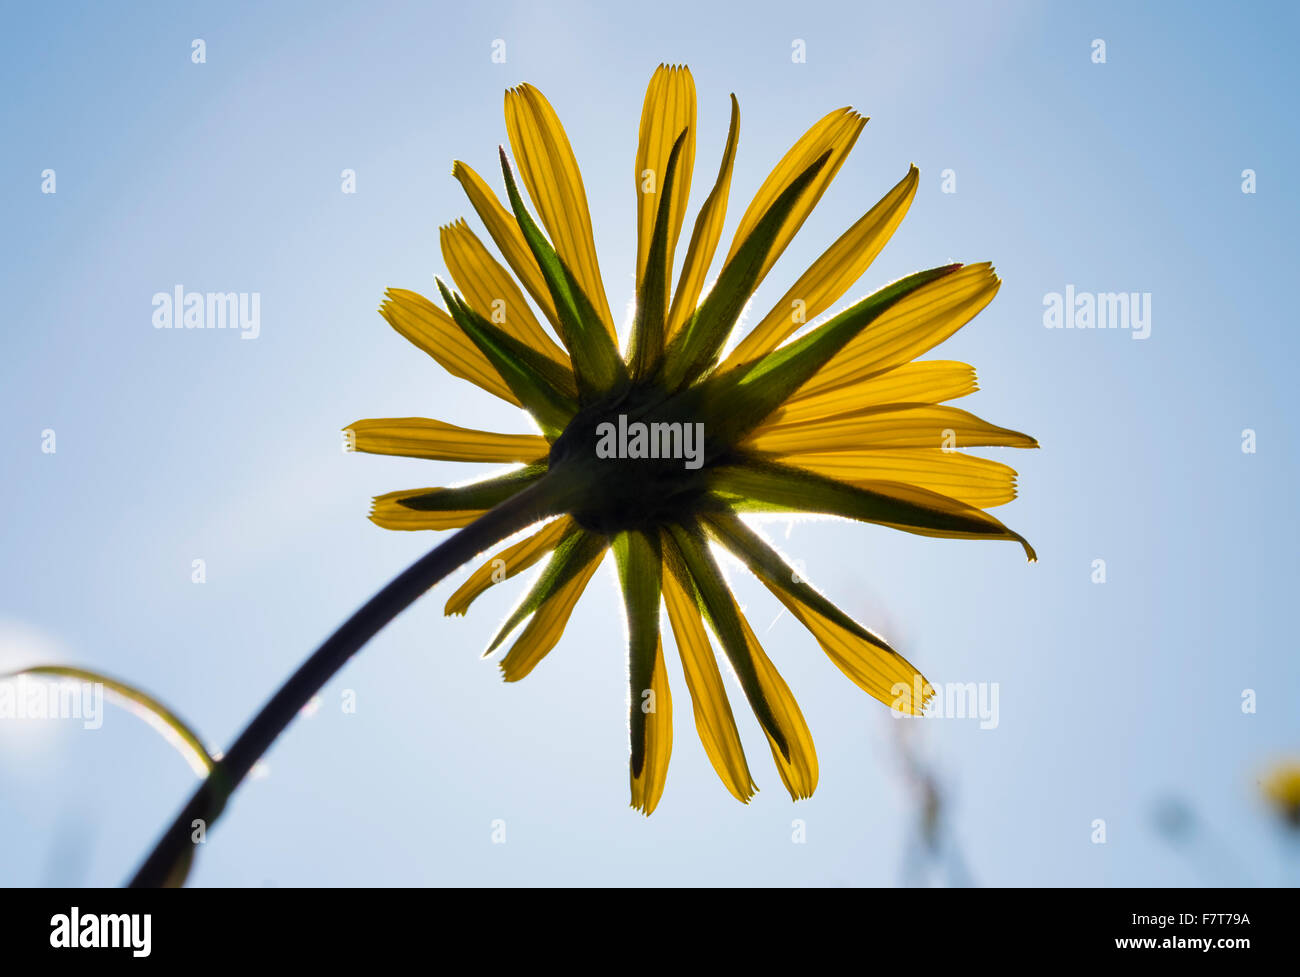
[127,475,570,887]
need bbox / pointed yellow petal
[720,107,866,296]
[724,165,919,368]
[440,219,571,367]
[804,478,1039,560]
[498,546,605,681]
[779,590,932,714]
[768,360,978,428]
[503,84,617,341]
[369,489,483,531]
[769,448,1019,509]
[630,638,673,815]
[380,288,518,405]
[666,94,740,340]
[729,600,818,801]
[793,263,999,400]
[635,65,696,293]
[444,517,574,616]
[747,404,1038,453]
[451,160,561,331]
[700,518,933,714]
[345,417,549,464]
[661,560,756,803]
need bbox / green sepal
[498,148,627,399]
[487,527,607,652]
[697,263,964,447]
[709,458,1037,560]
[662,521,790,760]
[434,279,577,437]
[396,463,549,513]
[700,508,900,655]
[667,94,740,331]
[612,530,663,778]
[444,286,580,402]
[660,151,830,391]
[628,128,690,382]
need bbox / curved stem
[128,475,571,887]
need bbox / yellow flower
[347,65,1036,814]
[1262,761,1300,827]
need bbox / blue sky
[2,0,1297,886]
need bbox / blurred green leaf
[5,665,214,777]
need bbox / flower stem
[127,474,571,887]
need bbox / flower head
[347,65,1036,813]
[1262,761,1300,828]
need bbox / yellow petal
[369,489,483,531]
[444,517,574,616]
[666,94,740,340]
[728,599,818,801]
[380,288,518,405]
[345,417,549,464]
[661,561,756,803]
[790,608,935,711]
[776,588,932,715]
[724,165,919,368]
[824,478,1038,560]
[770,448,1019,509]
[748,404,1039,453]
[439,219,571,367]
[768,360,978,429]
[503,84,617,341]
[498,546,605,681]
[794,263,999,399]
[630,637,673,815]
[720,107,866,297]
[635,65,696,294]
[704,519,933,714]
[451,160,561,330]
